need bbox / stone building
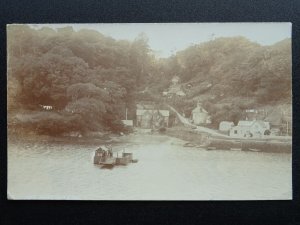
[136,109,169,129]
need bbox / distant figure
[105,144,113,157]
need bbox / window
[234,130,238,134]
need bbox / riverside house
[136,109,169,129]
[229,120,271,138]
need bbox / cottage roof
[176,90,186,96]
[159,110,169,117]
[99,145,110,151]
[168,85,181,94]
[237,121,254,127]
[255,121,270,129]
[220,121,234,126]
[237,120,270,128]
[192,106,208,114]
[245,109,257,113]
[136,103,155,110]
[136,109,169,117]
[136,109,147,116]
[136,104,144,109]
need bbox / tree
[67,83,109,101]
[65,98,106,131]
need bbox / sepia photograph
[7,23,292,200]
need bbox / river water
[7,134,292,200]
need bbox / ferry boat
[93,145,137,167]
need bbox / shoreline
[7,132,123,145]
[164,126,210,144]
[164,126,292,153]
[8,127,292,153]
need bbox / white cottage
[230,120,270,138]
[191,102,211,125]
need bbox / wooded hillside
[148,37,291,127]
[7,25,156,135]
[7,25,292,135]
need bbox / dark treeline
[7,25,158,136]
[7,25,291,136]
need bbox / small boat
[230,148,242,151]
[206,146,216,150]
[183,143,196,147]
[248,148,261,152]
[131,159,138,163]
[196,144,207,148]
[94,146,137,167]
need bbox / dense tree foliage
[7,25,154,135]
[7,25,291,135]
[148,37,292,127]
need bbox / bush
[14,111,86,136]
[35,113,84,136]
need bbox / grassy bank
[7,130,125,146]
